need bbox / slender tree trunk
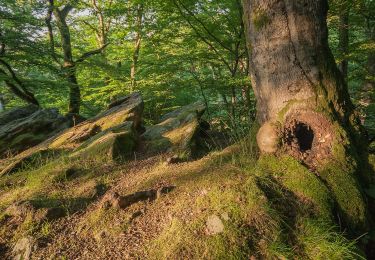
[0,94,4,111]
[338,3,350,80]
[54,6,81,115]
[365,18,375,92]
[243,0,370,234]
[130,4,143,91]
[360,18,375,131]
[230,85,236,123]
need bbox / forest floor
[1,135,374,259]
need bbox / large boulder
[0,105,39,126]
[48,92,143,150]
[71,122,137,162]
[0,107,69,158]
[141,101,209,158]
[1,93,143,175]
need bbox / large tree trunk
[242,0,370,234]
[54,5,81,115]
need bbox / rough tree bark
[242,0,371,233]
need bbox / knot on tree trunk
[257,110,335,169]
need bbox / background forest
[0,0,373,138]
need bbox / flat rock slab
[0,104,39,126]
[0,93,144,175]
[49,92,143,150]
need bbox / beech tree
[242,0,370,231]
[46,0,108,115]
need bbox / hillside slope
[1,141,374,259]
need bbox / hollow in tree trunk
[242,0,371,234]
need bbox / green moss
[257,155,334,220]
[252,9,270,31]
[145,137,172,154]
[319,161,367,232]
[72,130,136,162]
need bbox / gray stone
[206,215,224,235]
[0,108,69,158]
[71,121,137,162]
[1,92,143,175]
[49,92,143,150]
[0,105,39,126]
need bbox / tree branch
[0,65,39,106]
[75,43,109,63]
[173,0,233,74]
[176,0,234,54]
[81,20,99,34]
[61,4,73,19]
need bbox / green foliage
[0,0,254,132]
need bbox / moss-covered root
[258,154,368,236]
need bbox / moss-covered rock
[0,93,143,175]
[0,108,69,158]
[141,101,208,158]
[0,105,39,126]
[71,122,137,162]
[49,92,143,150]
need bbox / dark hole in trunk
[294,123,314,152]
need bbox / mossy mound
[0,144,367,259]
[0,104,371,259]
